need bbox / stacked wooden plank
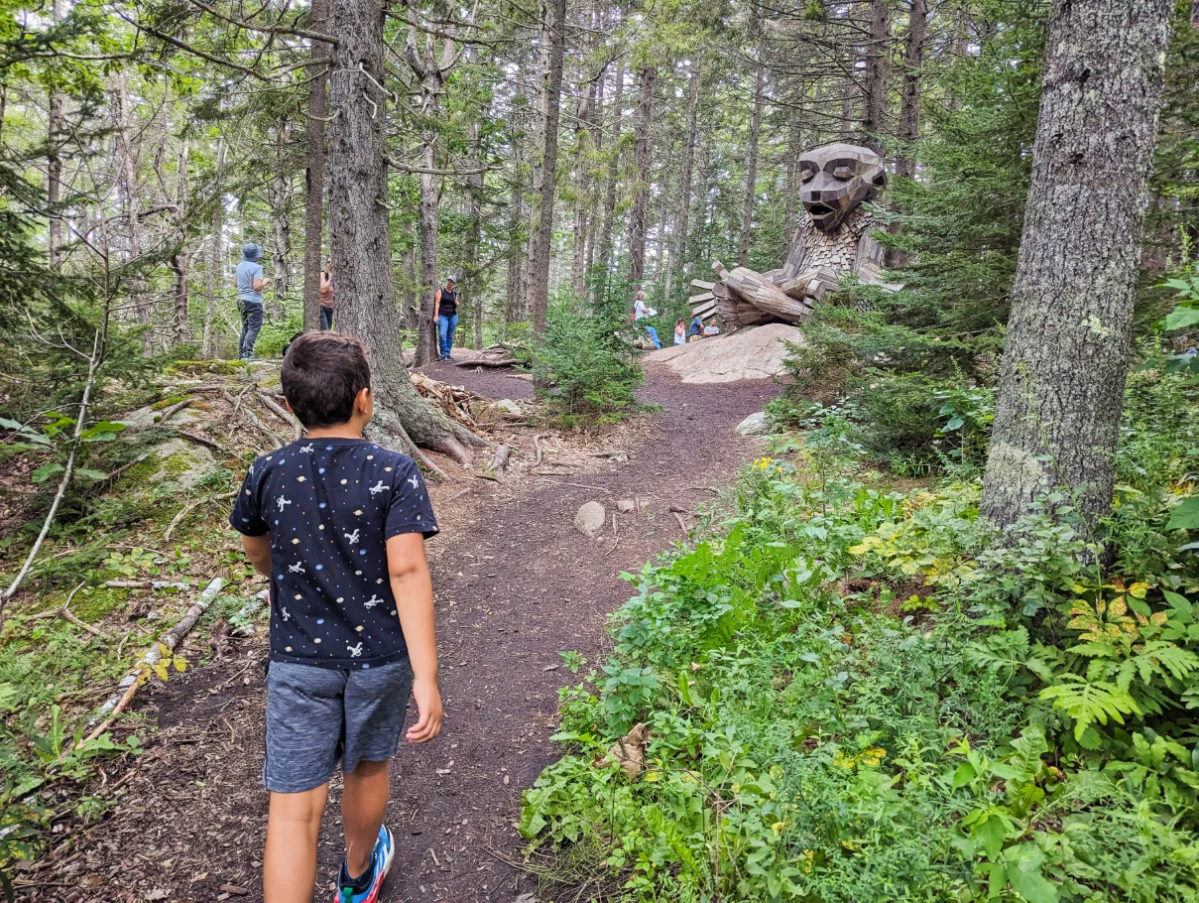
[687,260,841,330]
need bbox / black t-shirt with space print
[229,438,438,670]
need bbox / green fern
[1040,675,1141,742]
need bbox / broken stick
[80,577,224,747]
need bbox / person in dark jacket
[433,277,458,361]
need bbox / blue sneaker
[335,824,395,903]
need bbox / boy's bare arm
[243,534,272,576]
[386,533,443,742]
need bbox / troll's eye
[833,165,855,180]
[800,168,815,182]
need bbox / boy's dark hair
[281,333,371,428]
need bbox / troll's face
[799,143,887,232]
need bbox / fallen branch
[78,577,224,748]
[532,433,545,467]
[257,391,303,440]
[105,580,190,591]
[100,453,150,485]
[27,582,110,640]
[474,471,502,483]
[174,428,231,456]
[164,490,236,541]
[157,398,192,424]
[223,390,283,449]
[448,487,473,502]
[672,512,689,535]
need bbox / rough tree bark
[202,139,224,358]
[888,0,927,267]
[673,54,702,285]
[627,63,656,289]
[595,58,625,301]
[862,0,891,150]
[738,44,765,268]
[981,0,1174,530]
[302,0,330,333]
[526,0,566,336]
[570,1,598,299]
[169,141,191,345]
[269,124,293,300]
[505,124,526,329]
[327,0,483,464]
[402,30,461,366]
[896,0,926,179]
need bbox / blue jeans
[643,325,661,350]
[238,300,263,359]
[438,313,458,359]
[320,306,333,331]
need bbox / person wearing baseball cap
[234,243,272,360]
[433,275,458,362]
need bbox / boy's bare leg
[341,759,390,878]
[264,784,329,902]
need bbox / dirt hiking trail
[28,363,777,903]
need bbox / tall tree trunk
[328,0,480,462]
[203,140,225,358]
[895,0,926,179]
[862,0,891,150]
[464,115,485,349]
[112,71,148,328]
[981,0,1173,530]
[170,141,191,345]
[505,133,526,329]
[406,33,457,367]
[526,0,567,335]
[302,0,330,332]
[401,245,418,331]
[673,54,702,291]
[739,47,765,268]
[595,59,625,302]
[888,0,927,267]
[627,64,656,290]
[270,125,292,300]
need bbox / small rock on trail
[616,498,637,513]
[736,411,771,436]
[574,501,607,536]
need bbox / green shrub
[521,379,1199,901]
[532,296,644,427]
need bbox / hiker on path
[689,314,703,341]
[433,276,458,361]
[704,317,721,337]
[230,333,443,903]
[320,258,334,331]
[234,243,271,360]
[632,290,661,350]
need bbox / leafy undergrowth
[521,368,1199,902]
[0,367,278,888]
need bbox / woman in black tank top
[434,278,459,361]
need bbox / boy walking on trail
[229,333,443,903]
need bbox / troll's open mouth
[806,202,834,217]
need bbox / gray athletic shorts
[263,658,414,793]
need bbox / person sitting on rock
[703,318,721,337]
[673,319,687,346]
[631,290,661,350]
